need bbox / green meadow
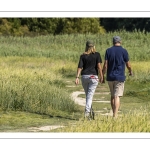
[0,30,150,132]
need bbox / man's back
[102,35,132,118]
[105,46,129,81]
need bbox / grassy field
[0,31,150,132]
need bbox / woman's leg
[81,75,89,117]
[86,78,98,113]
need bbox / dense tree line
[0,18,105,36]
[100,18,150,32]
[0,18,150,36]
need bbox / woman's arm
[75,68,82,85]
[97,63,103,83]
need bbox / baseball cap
[113,36,121,43]
[86,40,94,47]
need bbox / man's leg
[108,82,115,115]
[110,96,115,113]
[113,81,124,117]
[113,96,120,117]
[108,81,123,117]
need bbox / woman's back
[78,52,102,75]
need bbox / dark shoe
[90,108,95,120]
[91,111,95,120]
[84,112,91,120]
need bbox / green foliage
[60,18,106,34]
[101,18,150,32]
[3,18,150,36]
[0,31,150,62]
[20,18,60,35]
[0,18,29,36]
[0,19,12,35]
[0,18,106,36]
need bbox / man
[102,36,132,118]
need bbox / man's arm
[126,61,133,76]
[102,60,107,75]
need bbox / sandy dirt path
[71,90,113,116]
[28,81,112,132]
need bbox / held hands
[99,76,104,84]
[99,74,105,84]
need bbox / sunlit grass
[58,109,150,132]
[0,56,81,117]
[0,32,150,132]
[1,31,150,62]
[0,109,75,132]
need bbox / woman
[75,40,103,120]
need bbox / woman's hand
[75,78,79,85]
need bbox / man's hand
[129,71,133,76]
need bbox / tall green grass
[1,31,150,62]
[59,109,150,132]
[0,57,80,117]
[0,31,150,119]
